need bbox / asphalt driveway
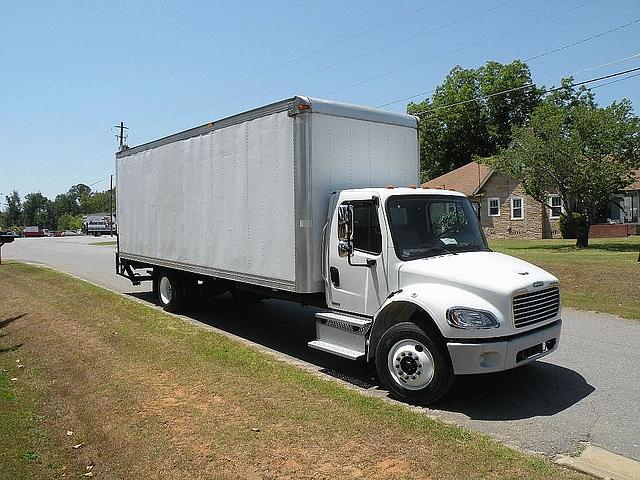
[4,236,639,461]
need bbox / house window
[549,195,562,219]
[510,197,524,220]
[488,198,500,216]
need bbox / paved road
[4,236,640,461]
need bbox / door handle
[329,266,340,287]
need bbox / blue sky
[1,0,639,200]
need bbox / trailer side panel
[117,110,296,290]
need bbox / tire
[375,322,454,405]
[156,270,185,313]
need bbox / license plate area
[516,338,556,363]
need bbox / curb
[557,445,640,480]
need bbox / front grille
[513,287,560,328]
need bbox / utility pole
[114,121,128,151]
[110,174,114,237]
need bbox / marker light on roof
[386,184,394,189]
[409,184,417,189]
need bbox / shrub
[559,212,586,239]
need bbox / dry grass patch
[0,262,589,479]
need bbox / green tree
[22,192,55,229]
[486,80,640,248]
[408,60,541,181]
[53,192,79,218]
[4,191,22,227]
[82,190,113,214]
[57,213,84,231]
[68,184,91,213]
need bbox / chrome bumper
[446,320,562,375]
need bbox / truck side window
[349,200,382,255]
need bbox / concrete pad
[557,445,640,480]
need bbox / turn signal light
[298,104,310,111]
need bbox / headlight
[447,308,499,329]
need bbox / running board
[308,311,372,361]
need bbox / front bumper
[446,320,562,375]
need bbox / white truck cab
[312,186,561,403]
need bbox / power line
[130,0,448,122]
[407,66,640,117]
[321,0,599,97]
[590,70,640,89]
[524,18,640,62]
[73,70,640,195]
[86,175,112,188]
[378,50,640,108]
[139,0,520,128]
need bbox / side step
[308,311,372,361]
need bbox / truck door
[327,193,389,316]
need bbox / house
[422,161,640,239]
[591,172,640,237]
[422,161,560,239]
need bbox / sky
[1,0,639,201]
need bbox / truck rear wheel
[375,322,454,405]
[156,270,184,313]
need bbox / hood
[398,251,558,296]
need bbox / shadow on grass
[0,343,23,354]
[0,314,26,329]
[126,290,592,419]
[126,290,376,389]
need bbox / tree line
[411,60,640,247]
[0,184,114,232]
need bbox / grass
[490,236,640,320]
[90,240,117,246]
[0,262,589,479]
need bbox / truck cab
[311,186,561,403]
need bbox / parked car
[23,226,51,237]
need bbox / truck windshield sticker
[441,238,458,245]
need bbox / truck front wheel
[156,270,184,313]
[375,322,454,405]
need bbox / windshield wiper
[428,244,457,256]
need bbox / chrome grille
[513,287,560,328]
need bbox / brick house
[422,161,562,239]
[423,161,640,239]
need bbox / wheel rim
[387,339,435,390]
[159,276,173,305]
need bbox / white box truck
[116,96,561,403]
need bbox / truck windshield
[386,195,489,260]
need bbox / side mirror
[337,204,354,258]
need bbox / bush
[57,213,84,231]
[559,212,586,239]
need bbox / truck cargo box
[116,96,419,293]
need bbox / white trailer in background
[116,96,562,404]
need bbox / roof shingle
[421,161,491,196]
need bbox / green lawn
[490,236,640,320]
[0,262,588,479]
[90,240,117,246]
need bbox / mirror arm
[347,248,377,268]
